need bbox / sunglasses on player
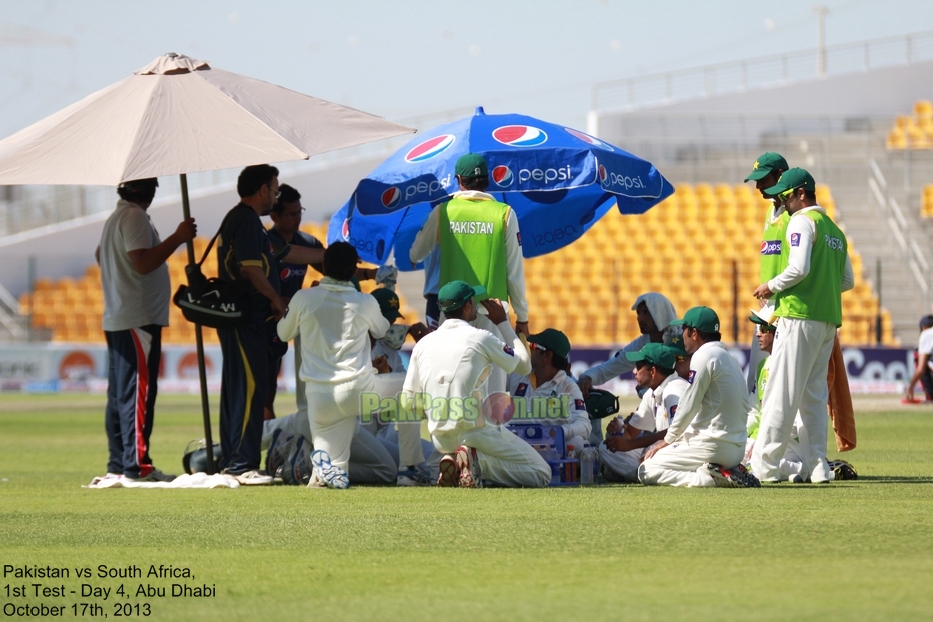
[778,186,803,201]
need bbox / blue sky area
[1,0,931,140]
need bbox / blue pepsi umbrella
[328,107,673,269]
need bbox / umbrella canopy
[0,52,414,473]
[0,53,414,185]
[327,107,673,268]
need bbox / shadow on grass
[853,475,933,484]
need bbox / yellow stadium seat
[914,100,932,118]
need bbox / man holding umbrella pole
[96,178,197,483]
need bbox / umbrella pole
[180,173,217,474]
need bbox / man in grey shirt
[96,178,196,482]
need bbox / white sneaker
[810,457,833,484]
[310,450,349,489]
[233,470,273,486]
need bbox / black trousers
[218,321,277,473]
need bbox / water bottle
[580,443,596,485]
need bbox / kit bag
[172,221,252,329]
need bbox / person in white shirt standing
[905,315,933,403]
[638,307,759,488]
[97,178,196,483]
[403,280,550,488]
[276,241,390,489]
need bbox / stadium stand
[886,100,933,150]
[17,188,896,347]
[522,182,895,347]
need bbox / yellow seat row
[17,182,897,347]
[886,100,933,150]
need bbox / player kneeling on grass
[403,281,551,488]
[599,343,688,483]
[638,307,760,488]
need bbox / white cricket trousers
[751,317,836,482]
[638,436,744,487]
[433,425,552,488]
[262,412,396,485]
[745,416,807,480]
[305,372,402,473]
[355,372,425,468]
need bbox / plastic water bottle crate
[510,423,597,486]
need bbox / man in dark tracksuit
[217,166,325,484]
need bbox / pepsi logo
[598,164,608,183]
[381,187,401,209]
[341,218,350,241]
[492,165,513,187]
[280,267,291,280]
[565,128,611,150]
[760,240,782,255]
[492,125,548,147]
[404,134,456,163]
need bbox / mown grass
[1,395,932,621]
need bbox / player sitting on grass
[638,307,760,488]
[598,343,688,482]
[506,328,591,451]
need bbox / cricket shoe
[705,463,761,488]
[455,445,483,489]
[828,459,858,481]
[437,455,459,487]
[310,450,349,489]
[124,468,176,483]
[397,465,432,487]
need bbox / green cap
[438,280,486,313]
[455,153,488,178]
[665,334,688,356]
[528,328,571,359]
[371,288,404,321]
[625,342,676,369]
[670,306,721,333]
[744,152,788,182]
[763,167,816,195]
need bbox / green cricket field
[1,394,931,621]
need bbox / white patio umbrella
[0,53,415,471]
